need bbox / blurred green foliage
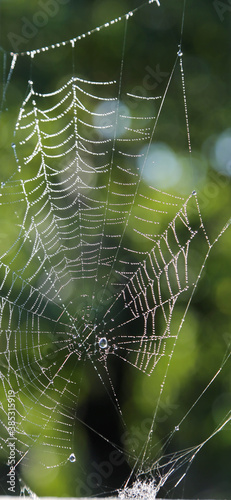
[0,0,230,498]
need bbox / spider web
[0,0,230,497]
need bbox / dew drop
[99,337,108,349]
[192,190,196,195]
[177,49,183,57]
[11,143,16,148]
[126,11,133,19]
[68,453,76,463]
[175,425,179,431]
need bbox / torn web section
[12,75,117,296]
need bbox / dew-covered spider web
[0,0,230,498]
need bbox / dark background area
[0,0,230,498]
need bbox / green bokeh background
[0,0,230,498]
